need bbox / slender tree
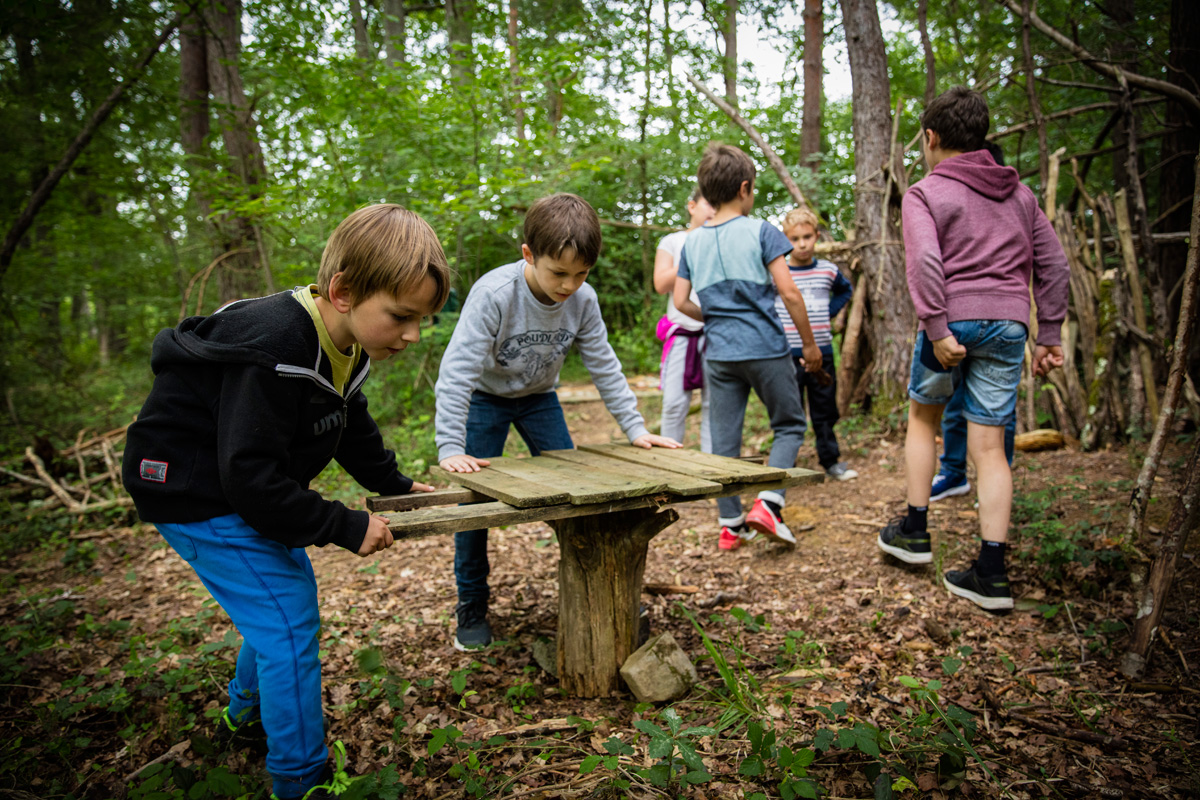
[840,0,913,403]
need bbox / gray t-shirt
[434,261,650,460]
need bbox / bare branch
[0,13,182,281]
[995,0,1200,123]
[683,71,816,215]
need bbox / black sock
[904,505,927,533]
[763,499,783,520]
[731,523,749,533]
[977,541,1007,576]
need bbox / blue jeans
[939,385,1016,480]
[909,320,1026,425]
[155,515,327,799]
[454,391,575,606]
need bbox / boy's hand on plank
[408,481,436,492]
[632,434,682,449]
[439,454,491,473]
[1032,344,1063,377]
[358,514,395,556]
[800,343,824,374]
[932,335,967,369]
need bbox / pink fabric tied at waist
[656,315,705,392]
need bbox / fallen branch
[1006,711,1128,748]
[122,739,191,784]
[24,447,82,512]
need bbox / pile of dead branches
[1,426,131,514]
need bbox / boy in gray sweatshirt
[434,193,679,650]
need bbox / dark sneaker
[825,462,859,481]
[930,472,970,502]
[453,600,492,651]
[876,516,932,564]
[943,563,1013,612]
[214,707,268,755]
[272,765,338,800]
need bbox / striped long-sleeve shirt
[773,258,853,353]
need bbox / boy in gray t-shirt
[434,193,679,651]
[673,143,824,551]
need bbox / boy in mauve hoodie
[876,86,1070,612]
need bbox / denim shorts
[908,319,1027,426]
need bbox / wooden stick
[1121,156,1200,674]
[24,447,81,512]
[1111,190,1160,421]
[683,71,816,215]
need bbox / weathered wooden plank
[540,448,720,496]
[485,456,668,504]
[384,467,824,538]
[429,465,568,508]
[367,486,485,512]
[651,447,789,480]
[577,443,786,482]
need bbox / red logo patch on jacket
[140,459,168,483]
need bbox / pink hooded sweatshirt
[901,149,1070,347]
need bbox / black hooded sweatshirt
[122,290,413,553]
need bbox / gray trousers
[659,334,711,452]
[707,355,807,520]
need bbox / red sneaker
[718,527,756,550]
[746,498,796,545]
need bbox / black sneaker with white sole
[876,516,932,564]
[453,600,492,651]
[943,563,1013,612]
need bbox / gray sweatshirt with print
[434,261,650,461]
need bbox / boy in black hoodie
[122,204,450,799]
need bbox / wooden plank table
[369,446,823,697]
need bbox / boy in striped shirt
[774,208,857,481]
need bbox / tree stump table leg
[550,507,679,697]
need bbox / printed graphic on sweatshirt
[496,329,576,385]
[313,409,345,436]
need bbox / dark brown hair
[318,204,451,310]
[920,86,990,152]
[524,193,602,266]
[697,142,756,207]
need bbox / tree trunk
[638,0,654,304]
[1120,437,1200,678]
[445,0,474,88]
[382,0,407,65]
[508,0,524,141]
[917,0,934,106]
[840,0,913,406]
[800,0,823,177]
[1160,0,1200,389]
[1021,0,1049,193]
[205,0,271,303]
[552,509,678,697]
[722,0,738,108]
[349,0,373,61]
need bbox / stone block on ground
[619,631,697,703]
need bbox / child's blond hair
[317,204,452,309]
[782,207,820,234]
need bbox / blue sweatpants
[156,514,327,799]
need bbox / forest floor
[1,380,1198,800]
